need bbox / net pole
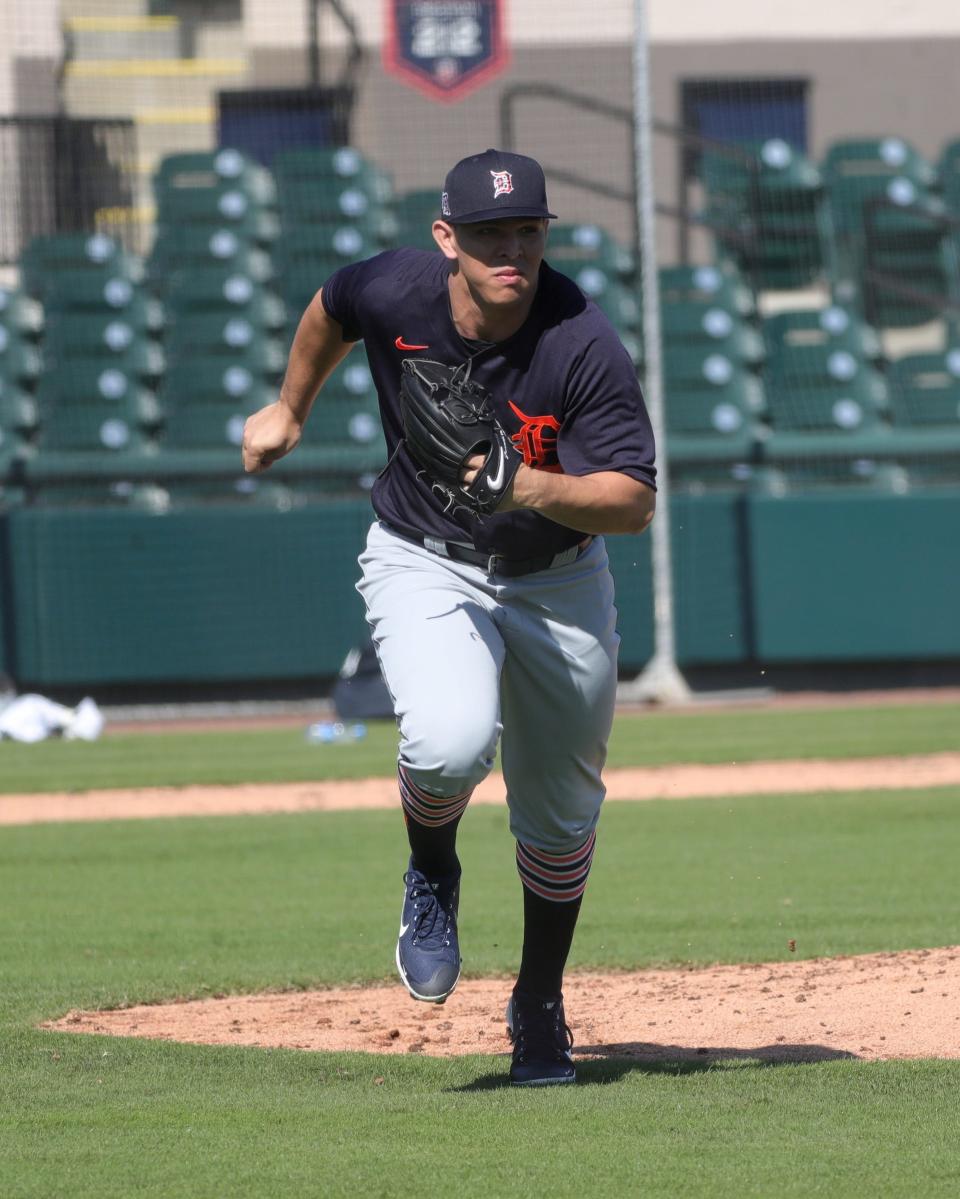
[620,0,691,704]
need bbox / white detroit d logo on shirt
[490,170,513,198]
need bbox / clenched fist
[241,401,303,473]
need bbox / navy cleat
[506,988,576,1086]
[395,861,462,1003]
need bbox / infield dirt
[23,748,960,1065]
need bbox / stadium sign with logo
[383,0,509,103]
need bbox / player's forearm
[509,467,655,535]
[278,289,353,425]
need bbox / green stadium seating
[161,402,250,450]
[394,188,442,251]
[273,223,380,273]
[147,229,274,284]
[41,273,162,328]
[37,395,160,452]
[662,300,765,366]
[272,146,393,205]
[822,137,947,327]
[298,399,384,451]
[157,360,270,407]
[701,138,829,290]
[42,315,165,379]
[888,350,960,427]
[545,223,635,278]
[162,316,286,376]
[573,268,639,330]
[0,378,40,434]
[0,286,43,335]
[321,354,376,405]
[0,326,43,385]
[154,196,280,245]
[658,264,756,317]
[162,268,287,329]
[19,233,138,297]
[35,362,154,408]
[763,306,882,367]
[153,149,276,207]
[763,344,889,431]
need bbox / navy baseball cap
[440,149,557,224]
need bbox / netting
[1,1,958,696]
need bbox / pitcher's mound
[44,946,960,1064]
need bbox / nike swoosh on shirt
[395,336,430,351]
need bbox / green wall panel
[748,490,960,661]
[607,491,749,670]
[0,511,9,677]
[9,502,376,686]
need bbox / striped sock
[398,765,472,877]
[515,831,596,903]
[397,765,473,827]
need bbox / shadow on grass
[449,1042,858,1092]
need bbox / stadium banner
[382,0,509,103]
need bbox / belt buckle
[486,553,500,575]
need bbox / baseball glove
[399,357,521,517]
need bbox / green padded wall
[9,502,376,686]
[607,491,749,670]
[0,512,9,677]
[747,489,960,661]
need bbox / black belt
[387,525,592,578]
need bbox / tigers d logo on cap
[440,149,557,224]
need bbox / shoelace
[513,1001,574,1063]
[402,871,454,948]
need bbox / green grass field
[1,701,957,794]
[2,701,959,1197]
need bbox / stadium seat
[153,149,276,208]
[0,326,43,385]
[658,264,756,317]
[157,360,273,408]
[545,223,635,279]
[822,137,947,327]
[0,286,43,336]
[37,395,160,452]
[888,350,960,428]
[147,229,274,286]
[573,268,639,330]
[272,146,393,206]
[394,188,443,251]
[763,306,882,367]
[41,272,162,330]
[162,316,286,376]
[19,233,138,297]
[273,224,380,273]
[662,301,765,366]
[763,344,889,431]
[700,138,829,290]
[0,377,40,435]
[41,314,165,379]
[154,194,280,245]
[35,362,156,410]
[297,399,385,452]
[163,268,287,330]
[160,402,251,451]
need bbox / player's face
[435,217,547,309]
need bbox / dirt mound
[46,946,960,1065]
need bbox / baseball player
[242,149,656,1085]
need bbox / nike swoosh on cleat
[399,921,410,937]
[395,336,429,351]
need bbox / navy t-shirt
[321,247,656,560]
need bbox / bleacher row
[1,139,960,510]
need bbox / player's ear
[433,220,458,261]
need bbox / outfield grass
[0,700,957,794]
[3,786,960,1197]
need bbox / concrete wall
[0,0,62,115]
